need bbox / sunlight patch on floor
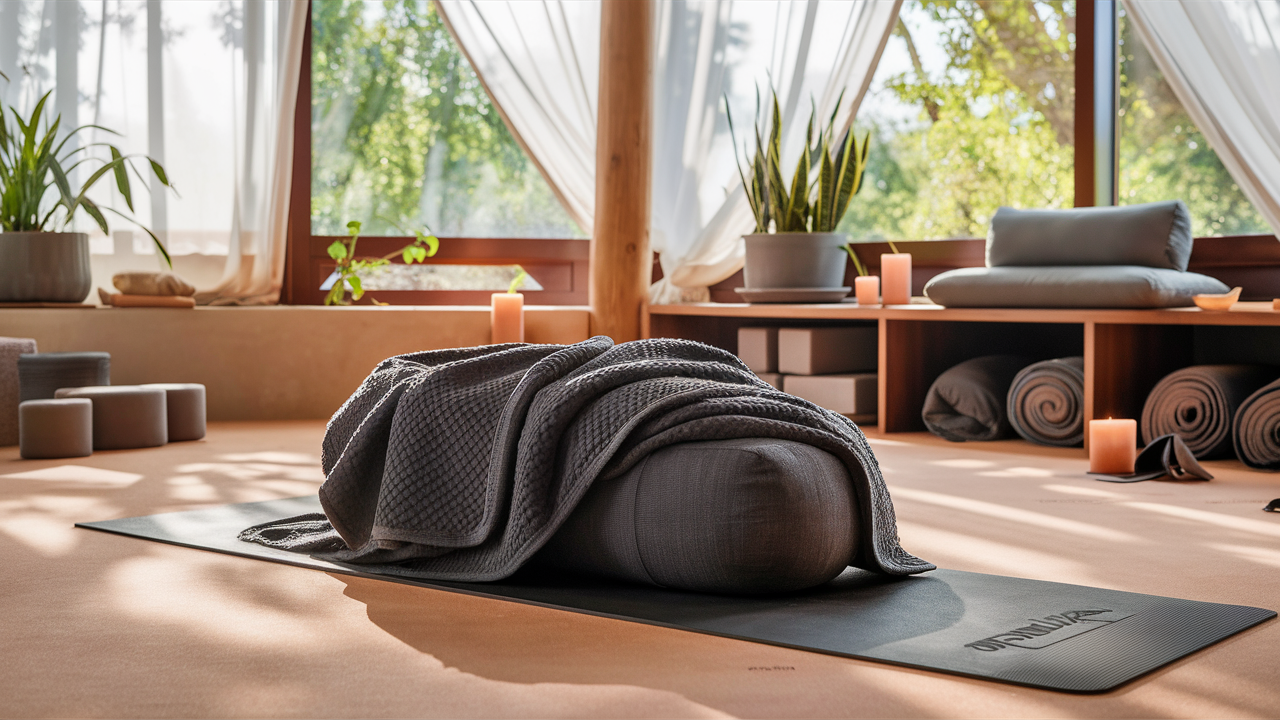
[1041,484,1126,499]
[1206,543,1280,569]
[0,465,144,487]
[891,486,1141,543]
[1123,502,1280,539]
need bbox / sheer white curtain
[1124,0,1280,237]
[437,0,903,304]
[0,0,306,305]
[436,1,599,234]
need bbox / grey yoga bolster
[986,200,1193,270]
[534,438,858,594]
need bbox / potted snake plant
[1,72,173,303]
[728,90,869,302]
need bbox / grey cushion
[18,351,110,402]
[924,266,1229,308]
[534,438,858,595]
[987,201,1192,270]
[19,398,93,459]
[143,383,206,442]
[54,385,167,450]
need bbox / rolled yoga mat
[1232,378,1280,470]
[922,355,1030,442]
[1140,365,1277,459]
[1006,357,1085,447]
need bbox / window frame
[284,0,1277,306]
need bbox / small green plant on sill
[727,87,870,234]
[508,268,528,294]
[324,220,439,306]
[841,240,902,277]
[0,72,176,265]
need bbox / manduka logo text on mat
[966,609,1132,651]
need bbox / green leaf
[402,247,415,264]
[346,220,361,236]
[419,233,439,257]
[149,158,170,187]
[348,274,364,300]
[412,245,428,261]
[110,146,134,212]
[327,240,348,260]
[80,197,110,236]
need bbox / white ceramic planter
[0,232,92,303]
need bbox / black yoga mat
[922,355,1030,441]
[1141,365,1276,458]
[77,497,1273,694]
[1007,357,1085,447]
[1234,378,1280,470]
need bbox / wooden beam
[590,0,653,342]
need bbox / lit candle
[881,253,912,305]
[491,292,524,344]
[1089,418,1137,474]
[855,275,880,306]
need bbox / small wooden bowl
[1193,287,1242,311]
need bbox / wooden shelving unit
[644,301,1280,445]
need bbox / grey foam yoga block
[54,385,167,450]
[143,383,207,441]
[19,398,93,459]
[1,337,38,446]
[18,351,110,402]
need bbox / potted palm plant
[1,73,173,304]
[729,90,870,302]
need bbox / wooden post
[590,0,653,342]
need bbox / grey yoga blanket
[1007,357,1085,447]
[921,355,1030,442]
[239,337,932,580]
[1233,378,1280,470]
[1141,365,1277,459]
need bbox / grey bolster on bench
[924,201,1229,308]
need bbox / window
[310,0,583,240]
[842,1,1076,241]
[1116,6,1270,236]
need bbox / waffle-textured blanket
[240,337,932,581]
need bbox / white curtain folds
[203,0,308,305]
[1124,0,1280,237]
[436,1,599,234]
[0,0,307,305]
[437,0,903,304]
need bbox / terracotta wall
[0,306,590,421]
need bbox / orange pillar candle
[881,253,912,305]
[855,275,880,306]
[1089,419,1137,474]
[491,293,524,344]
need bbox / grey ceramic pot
[0,232,93,303]
[742,232,848,289]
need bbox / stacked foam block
[738,327,877,423]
